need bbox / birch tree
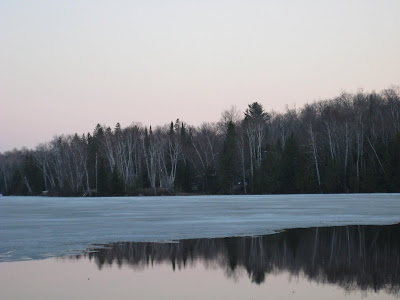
[243,102,269,191]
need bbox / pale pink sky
[1,1,399,152]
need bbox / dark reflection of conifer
[69,224,400,295]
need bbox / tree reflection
[70,224,400,294]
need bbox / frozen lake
[1,194,400,262]
[2,224,399,300]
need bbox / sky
[1,0,399,152]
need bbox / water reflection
[71,224,400,295]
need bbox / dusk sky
[1,1,399,152]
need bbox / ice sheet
[1,194,400,262]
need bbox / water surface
[1,194,400,261]
[1,195,400,299]
[1,224,399,299]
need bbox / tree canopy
[1,88,399,196]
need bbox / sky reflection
[1,224,399,300]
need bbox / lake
[1,194,400,299]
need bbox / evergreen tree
[387,132,400,192]
[97,158,109,196]
[110,165,124,196]
[180,122,186,138]
[220,121,239,194]
[260,143,281,193]
[182,161,193,192]
[175,160,194,193]
[22,153,44,194]
[280,133,300,193]
[88,124,106,193]
[1,88,399,197]
[322,158,342,193]
[244,102,269,122]
[9,169,26,195]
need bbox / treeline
[1,88,400,196]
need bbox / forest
[1,88,400,196]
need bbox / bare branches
[1,88,399,195]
